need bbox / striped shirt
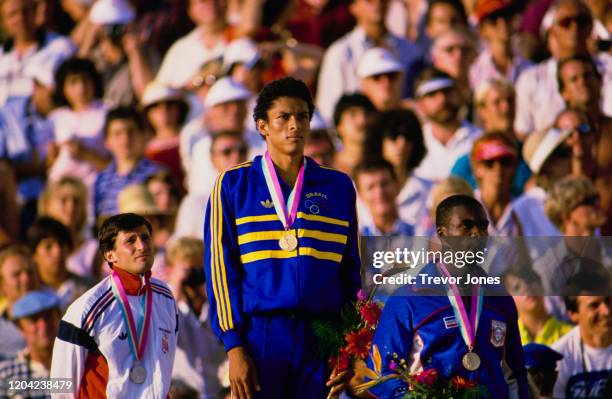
[93,158,161,217]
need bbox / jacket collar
[249,154,321,184]
[112,267,151,295]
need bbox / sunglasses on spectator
[214,145,247,157]
[568,124,592,135]
[441,44,474,55]
[555,14,591,30]
[481,157,515,168]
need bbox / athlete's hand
[326,366,355,398]
[227,346,260,399]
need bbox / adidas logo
[119,331,127,340]
[260,199,274,208]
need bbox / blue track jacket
[367,263,529,399]
[204,156,362,352]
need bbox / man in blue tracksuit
[366,195,529,398]
[204,77,361,399]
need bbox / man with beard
[413,69,482,183]
[364,195,528,398]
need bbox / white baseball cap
[204,77,252,109]
[357,47,404,79]
[141,82,187,109]
[90,0,135,25]
[223,38,262,74]
[523,127,573,174]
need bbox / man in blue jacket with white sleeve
[204,77,362,399]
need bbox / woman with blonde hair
[38,176,102,279]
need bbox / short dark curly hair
[365,109,426,170]
[54,57,104,107]
[98,213,152,256]
[26,217,74,253]
[332,93,376,128]
[253,77,314,124]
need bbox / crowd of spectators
[0,0,611,398]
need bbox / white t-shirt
[552,326,612,398]
[413,121,482,183]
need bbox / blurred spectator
[166,237,225,399]
[47,57,110,194]
[274,0,354,48]
[418,0,469,57]
[473,78,515,133]
[412,68,482,182]
[430,28,477,102]
[183,78,263,196]
[0,0,74,105]
[304,115,335,167]
[0,245,37,359]
[503,266,572,346]
[156,0,231,89]
[366,109,431,234]
[545,176,606,237]
[0,53,62,227]
[174,131,248,240]
[0,289,61,394]
[523,343,564,399]
[94,107,160,220]
[469,0,532,89]
[182,57,223,122]
[78,0,159,108]
[26,217,91,311]
[142,82,189,191]
[470,132,521,234]
[585,0,611,52]
[331,93,376,175]
[38,176,102,279]
[0,162,19,246]
[354,158,414,236]
[556,54,612,234]
[356,47,404,112]
[145,170,181,215]
[223,37,265,95]
[514,0,612,138]
[515,108,596,236]
[316,0,424,124]
[553,271,612,398]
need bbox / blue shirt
[94,158,160,217]
[450,154,532,198]
[367,263,529,399]
[204,157,362,352]
[0,96,54,199]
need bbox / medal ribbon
[261,151,306,230]
[438,264,483,351]
[110,271,153,361]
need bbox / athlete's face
[104,225,154,275]
[437,204,489,254]
[257,97,310,157]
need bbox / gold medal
[130,361,147,384]
[279,231,298,251]
[462,351,481,371]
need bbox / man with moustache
[204,77,361,399]
[365,195,528,398]
[413,68,482,183]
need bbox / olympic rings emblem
[304,200,320,214]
